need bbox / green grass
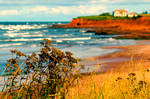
[77,15,131,20]
[140,14,150,17]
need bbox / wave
[1,38,51,42]
[0,43,23,47]
[55,37,91,41]
[3,32,30,37]
[0,24,47,31]
[48,34,70,38]
[19,34,43,37]
[3,32,43,37]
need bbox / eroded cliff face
[50,17,150,39]
[67,17,150,29]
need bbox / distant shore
[49,16,150,39]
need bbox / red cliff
[50,17,150,39]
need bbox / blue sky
[0,0,149,21]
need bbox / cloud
[31,6,49,12]
[0,0,85,6]
[90,0,150,4]
[48,5,107,15]
[90,0,124,4]
[0,10,19,15]
[144,0,150,2]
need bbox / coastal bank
[49,16,150,39]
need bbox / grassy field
[67,58,150,99]
[141,14,150,17]
[77,15,133,20]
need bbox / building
[128,12,138,17]
[113,9,128,17]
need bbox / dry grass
[67,58,150,99]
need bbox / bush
[99,12,112,16]
[1,39,82,99]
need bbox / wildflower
[128,73,136,77]
[32,57,37,63]
[8,58,17,64]
[57,66,61,71]
[13,64,19,68]
[17,68,21,75]
[17,51,26,56]
[12,71,17,76]
[42,48,48,53]
[10,50,17,53]
[44,39,52,45]
[116,77,122,81]
[138,81,147,87]
[63,67,68,72]
[6,64,11,68]
[40,41,44,45]
[45,44,51,51]
[32,52,36,57]
[81,65,85,69]
[145,69,150,72]
[65,51,73,56]
[70,57,77,63]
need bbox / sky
[0,0,149,21]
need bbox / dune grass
[67,58,150,99]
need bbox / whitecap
[4,38,51,42]
[108,38,115,41]
[0,43,23,47]
[3,32,30,37]
[0,24,47,31]
[56,40,62,42]
[55,37,91,41]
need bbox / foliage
[131,15,141,19]
[99,12,112,16]
[0,39,82,99]
[142,11,148,14]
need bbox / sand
[80,41,150,73]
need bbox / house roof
[128,12,138,15]
[114,9,128,13]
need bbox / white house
[128,12,138,17]
[114,9,128,17]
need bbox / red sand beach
[80,41,150,73]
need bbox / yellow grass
[141,14,150,17]
[67,55,150,99]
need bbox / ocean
[0,21,136,73]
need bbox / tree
[142,11,148,14]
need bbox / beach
[69,41,150,98]
[80,40,150,73]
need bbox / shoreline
[80,40,150,73]
[49,17,150,39]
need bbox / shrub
[1,39,82,99]
[99,12,112,16]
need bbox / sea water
[0,21,136,73]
